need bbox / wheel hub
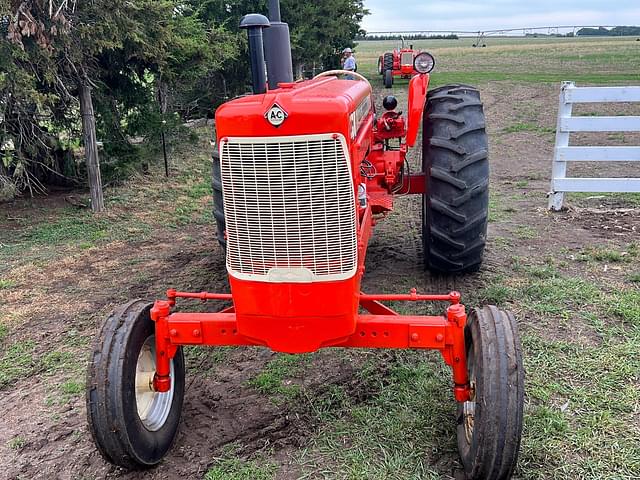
[463,381,476,445]
[462,344,477,445]
[135,336,175,431]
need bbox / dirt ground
[1,77,639,480]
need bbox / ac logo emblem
[265,103,288,127]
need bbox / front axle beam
[150,289,471,401]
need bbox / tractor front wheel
[86,300,186,469]
[384,69,393,88]
[212,149,226,250]
[456,306,524,479]
[422,84,489,273]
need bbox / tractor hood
[215,77,372,141]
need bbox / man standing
[342,47,356,79]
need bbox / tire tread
[422,84,490,273]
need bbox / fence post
[548,81,574,211]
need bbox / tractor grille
[401,52,413,65]
[219,134,357,282]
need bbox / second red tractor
[377,39,433,88]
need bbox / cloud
[362,0,640,32]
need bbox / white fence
[548,81,640,211]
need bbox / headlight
[413,52,435,74]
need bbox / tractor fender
[405,73,429,147]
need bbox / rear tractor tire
[383,52,393,72]
[212,149,226,250]
[422,84,489,273]
[86,300,186,469]
[384,69,393,88]
[377,57,383,75]
[457,306,524,479]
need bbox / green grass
[205,458,277,480]
[430,72,640,87]
[8,436,26,450]
[0,139,214,272]
[577,243,638,263]
[488,192,517,222]
[46,378,85,406]
[304,352,457,479]
[514,225,538,239]
[358,36,640,87]
[0,341,80,389]
[0,279,16,289]
[301,272,640,478]
[521,332,640,479]
[0,207,154,271]
[248,354,308,399]
[478,282,514,305]
[185,346,235,375]
[503,122,555,135]
[0,340,37,388]
[567,192,640,207]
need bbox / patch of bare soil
[1,80,639,480]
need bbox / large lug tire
[422,84,489,273]
[384,69,393,89]
[377,57,383,75]
[212,150,226,250]
[86,300,186,469]
[457,306,524,480]
[383,52,393,72]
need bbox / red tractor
[377,39,431,89]
[86,3,524,479]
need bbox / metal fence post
[548,81,574,211]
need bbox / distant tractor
[86,1,524,479]
[377,40,432,88]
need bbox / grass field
[356,36,640,85]
[1,36,639,479]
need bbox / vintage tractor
[86,2,524,478]
[377,39,431,89]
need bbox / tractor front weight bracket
[149,289,471,401]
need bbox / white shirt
[344,56,356,71]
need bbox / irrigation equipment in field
[549,81,640,210]
[86,1,525,478]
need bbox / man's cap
[342,47,352,53]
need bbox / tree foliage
[0,0,367,201]
[577,26,640,36]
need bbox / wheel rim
[135,336,175,431]
[462,343,476,445]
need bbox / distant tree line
[525,33,573,38]
[577,26,640,36]
[358,33,459,41]
[0,0,367,206]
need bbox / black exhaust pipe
[239,14,270,94]
[264,0,294,89]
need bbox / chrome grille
[401,52,413,65]
[219,134,357,282]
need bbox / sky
[362,1,640,33]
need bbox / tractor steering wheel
[313,70,371,85]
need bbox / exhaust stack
[239,14,270,94]
[264,0,294,89]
